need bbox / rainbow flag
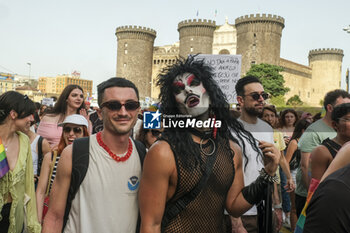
[294,178,320,233]
[0,138,10,178]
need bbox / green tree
[245,63,290,97]
[286,95,303,106]
[270,95,286,106]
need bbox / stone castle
[115,14,344,106]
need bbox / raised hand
[258,141,280,176]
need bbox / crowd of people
[1,56,350,233]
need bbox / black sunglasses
[63,126,83,134]
[150,130,162,137]
[245,92,269,101]
[100,101,140,111]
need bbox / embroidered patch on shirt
[128,176,140,191]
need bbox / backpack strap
[45,151,58,196]
[132,139,146,168]
[131,138,147,233]
[37,136,44,176]
[62,137,90,231]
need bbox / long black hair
[290,119,311,141]
[0,91,36,124]
[157,56,261,169]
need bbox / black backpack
[62,136,146,232]
[37,136,44,176]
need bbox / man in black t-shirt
[304,163,350,233]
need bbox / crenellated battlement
[115,25,157,38]
[178,19,216,30]
[309,48,344,57]
[235,13,285,27]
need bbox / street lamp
[27,62,31,78]
[344,27,350,92]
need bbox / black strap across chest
[161,138,218,231]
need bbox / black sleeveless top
[162,135,235,233]
[321,138,341,158]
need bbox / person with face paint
[139,57,280,233]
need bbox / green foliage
[246,63,290,97]
[319,99,324,107]
[286,95,303,106]
[270,95,285,107]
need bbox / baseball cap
[58,114,89,128]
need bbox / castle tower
[178,19,216,58]
[115,26,156,99]
[235,14,285,75]
[308,48,344,106]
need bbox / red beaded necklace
[96,132,133,162]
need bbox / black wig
[157,55,262,170]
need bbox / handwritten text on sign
[195,54,241,104]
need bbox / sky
[1,0,350,93]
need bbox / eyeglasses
[63,126,83,134]
[245,92,269,101]
[149,130,162,137]
[100,101,140,111]
[338,117,350,122]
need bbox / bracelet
[259,168,278,183]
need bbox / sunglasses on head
[246,92,269,101]
[63,126,83,134]
[100,101,140,111]
[150,130,162,137]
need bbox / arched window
[219,49,230,54]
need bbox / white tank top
[31,135,40,175]
[64,134,141,233]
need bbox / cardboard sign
[41,98,54,106]
[195,54,241,104]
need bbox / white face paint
[173,73,210,117]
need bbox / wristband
[259,168,278,183]
[274,203,282,209]
[241,168,277,205]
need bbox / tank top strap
[321,138,341,158]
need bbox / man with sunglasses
[231,75,275,233]
[43,77,144,233]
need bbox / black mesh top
[162,135,235,233]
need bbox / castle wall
[151,44,179,99]
[114,16,344,107]
[308,48,344,106]
[115,26,156,99]
[280,58,313,104]
[212,19,237,55]
[235,14,285,75]
[178,19,216,58]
